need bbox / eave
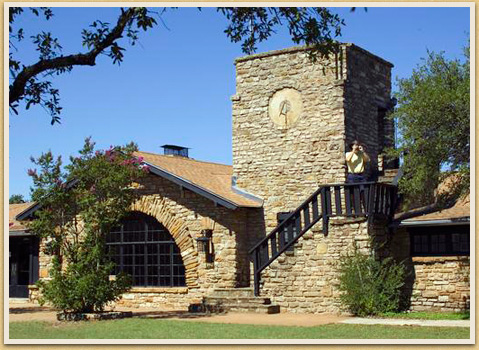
[399,217,470,227]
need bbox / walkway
[342,317,470,328]
[8,301,470,328]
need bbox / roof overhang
[9,230,33,237]
[399,217,470,227]
[16,203,41,221]
[16,179,80,221]
[144,161,239,210]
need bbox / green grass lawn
[9,319,469,339]
[378,311,470,320]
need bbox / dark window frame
[409,225,470,257]
[106,212,186,287]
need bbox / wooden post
[312,194,319,221]
[294,215,302,238]
[303,204,311,227]
[345,185,352,216]
[334,186,342,215]
[321,188,329,235]
[271,233,278,257]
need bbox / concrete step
[188,288,280,314]
[189,301,280,314]
[9,298,30,304]
[209,287,255,298]
[227,304,280,314]
[204,296,272,305]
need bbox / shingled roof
[400,194,470,226]
[135,151,263,209]
[9,202,35,232]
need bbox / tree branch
[394,202,444,222]
[9,7,137,105]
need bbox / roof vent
[161,145,189,158]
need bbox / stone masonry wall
[232,45,395,314]
[33,172,254,310]
[344,44,394,178]
[116,173,254,309]
[390,228,470,312]
[232,45,393,232]
[258,217,389,314]
[410,256,470,312]
[232,47,348,233]
[29,239,53,303]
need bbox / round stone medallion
[268,88,303,129]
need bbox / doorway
[9,236,39,298]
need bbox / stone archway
[130,195,199,288]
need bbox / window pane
[421,235,428,253]
[106,212,186,287]
[135,255,143,265]
[411,228,470,257]
[160,255,170,265]
[452,233,470,253]
[437,234,446,253]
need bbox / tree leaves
[218,7,344,58]
[29,139,146,312]
[9,6,346,123]
[31,31,63,60]
[390,47,470,208]
[9,194,26,204]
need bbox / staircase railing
[249,182,398,296]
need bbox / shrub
[30,138,146,313]
[37,251,131,313]
[338,248,406,317]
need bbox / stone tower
[232,44,394,231]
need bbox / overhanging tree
[390,46,470,209]
[9,7,345,124]
[28,138,149,313]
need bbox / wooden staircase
[249,182,398,296]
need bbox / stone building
[391,194,470,312]
[11,44,470,314]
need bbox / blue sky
[8,6,471,199]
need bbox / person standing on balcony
[345,140,370,183]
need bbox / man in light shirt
[345,140,370,183]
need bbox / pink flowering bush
[29,137,147,313]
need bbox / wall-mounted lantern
[196,229,211,253]
[196,229,214,264]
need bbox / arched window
[106,212,186,287]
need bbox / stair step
[227,304,280,314]
[210,288,254,298]
[9,298,30,304]
[204,296,272,305]
[188,288,280,315]
[189,302,280,314]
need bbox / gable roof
[135,151,263,209]
[9,202,35,232]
